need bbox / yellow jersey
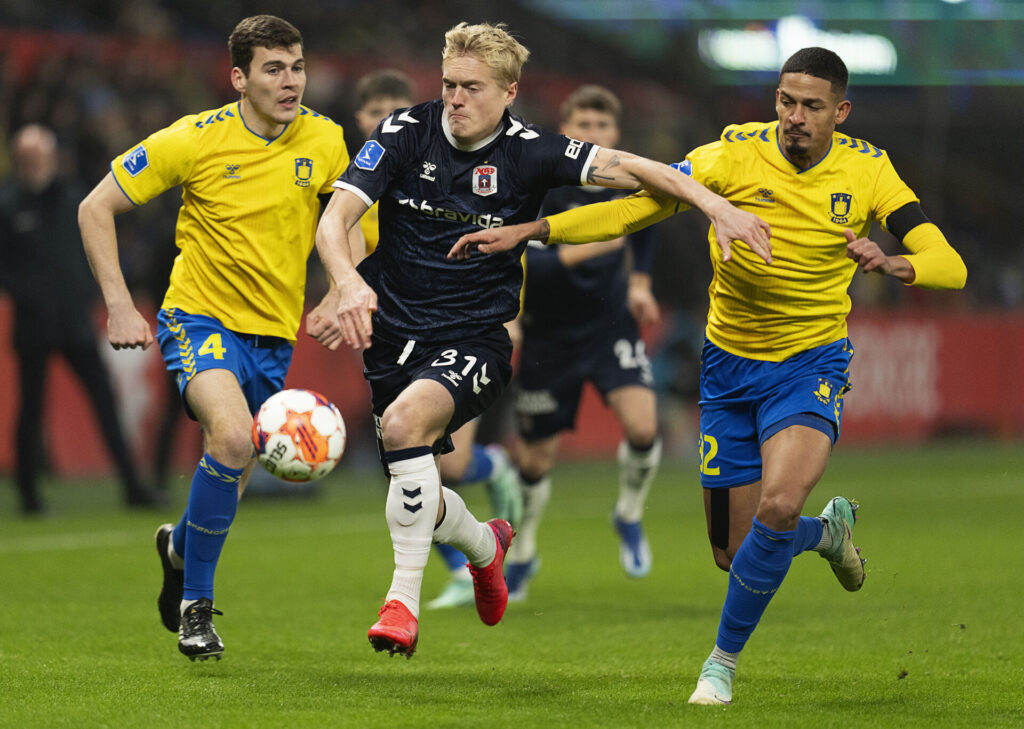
[360,201,380,254]
[548,121,963,361]
[111,101,350,340]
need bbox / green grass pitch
[1,440,1022,728]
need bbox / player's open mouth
[280,97,298,108]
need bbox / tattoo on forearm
[586,155,622,184]
[539,219,551,243]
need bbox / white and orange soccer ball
[251,389,346,482]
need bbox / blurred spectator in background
[0,124,159,514]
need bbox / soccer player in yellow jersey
[78,15,354,661]
[449,47,966,704]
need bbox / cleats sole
[369,634,417,659]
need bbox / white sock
[384,453,440,618]
[814,517,832,552]
[710,645,739,671]
[505,474,551,564]
[179,598,198,615]
[167,539,184,570]
[433,487,495,567]
[614,438,661,523]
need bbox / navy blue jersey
[522,185,654,339]
[335,100,598,342]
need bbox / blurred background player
[449,47,966,706]
[78,15,353,661]
[504,85,661,601]
[351,67,521,612]
[0,124,159,515]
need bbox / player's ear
[505,81,518,106]
[230,66,247,95]
[835,99,851,125]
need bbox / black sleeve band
[884,202,930,241]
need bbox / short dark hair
[780,47,848,97]
[355,69,414,108]
[228,15,303,75]
[560,84,621,122]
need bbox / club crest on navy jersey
[472,165,498,196]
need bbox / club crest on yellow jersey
[830,192,852,224]
[294,158,313,187]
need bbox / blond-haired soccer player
[450,47,966,703]
[350,67,522,611]
[79,15,355,661]
[312,21,769,659]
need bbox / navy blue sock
[458,443,495,484]
[436,542,469,573]
[717,517,795,653]
[182,454,242,601]
[792,515,824,556]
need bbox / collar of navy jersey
[441,112,505,152]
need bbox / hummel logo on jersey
[397,197,504,228]
[755,187,775,204]
[442,370,463,387]
[223,164,241,179]
[473,166,497,196]
[420,161,437,181]
[355,140,385,170]
[122,145,149,176]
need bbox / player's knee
[624,425,658,452]
[205,424,254,468]
[517,446,553,482]
[756,493,803,530]
[380,401,432,451]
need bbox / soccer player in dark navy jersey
[505,85,663,601]
[311,21,770,659]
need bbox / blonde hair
[442,22,530,88]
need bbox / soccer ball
[252,389,346,482]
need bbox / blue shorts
[516,316,652,441]
[698,338,853,488]
[362,326,513,460]
[156,308,293,420]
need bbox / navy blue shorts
[156,308,293,420]
[698,337,853,488]
[516,316,653,441]
[362,327,513,458]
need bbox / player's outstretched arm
[78,172,155,350]
[586,148,772,264]
[312,189,377,350]
[448,218,549,260]
[846,221,966,290]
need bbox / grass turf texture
[1,440,1022,728]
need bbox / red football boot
[368,600,419,658]
[468,518,515,626]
